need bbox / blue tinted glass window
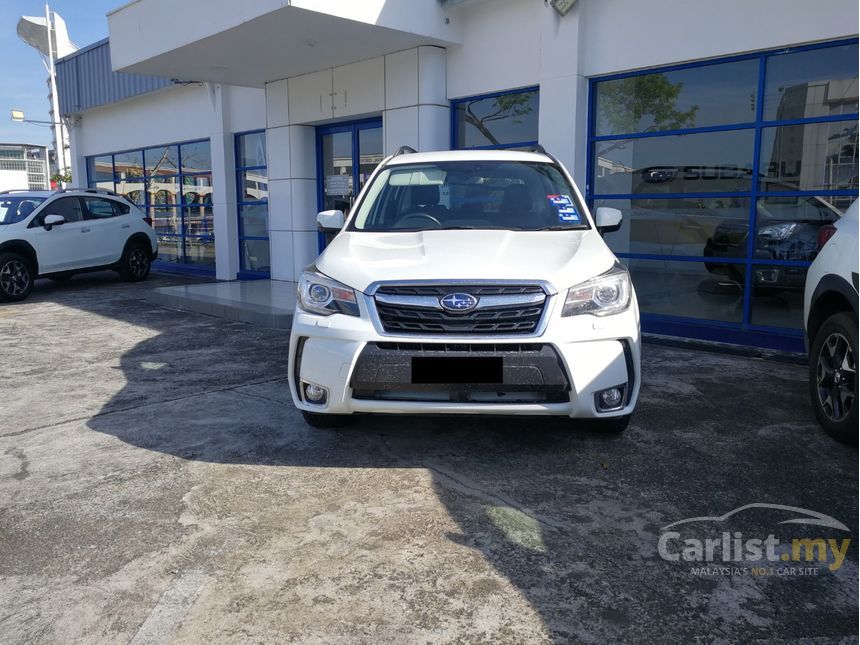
[454,89,539,149]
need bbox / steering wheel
[393,212,442,229]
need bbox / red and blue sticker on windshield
[547,194,581,223]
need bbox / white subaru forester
[289,148,640,431]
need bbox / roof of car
[384,149,554,166]
[0,190,54,198]
[0,188,124,199]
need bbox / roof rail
[55,187,121,197]
[392,145,417,157]
[521,144,547,155]
[0,189,33,195]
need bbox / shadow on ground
[6,271,858,642]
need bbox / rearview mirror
[317,210,345,232]
[43,214,66,231]
[594,207,622,235]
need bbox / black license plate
[411,357,503,384]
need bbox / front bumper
[288,293,641,418]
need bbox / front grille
[374,283,548,335]
[374,342,544,353]
[376,284,544,297]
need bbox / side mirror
[43,214,66,231]
[594,206,622,235]
[317,209,345,233]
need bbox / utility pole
[45,3,66,180]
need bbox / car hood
[315,229,617,294]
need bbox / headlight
[297,270,360,317]
[759,222,799,240]
[562,264,631,317]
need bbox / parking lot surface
[1,274,857,643]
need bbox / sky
[0,0,117,146]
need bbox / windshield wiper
[532,225,589,231]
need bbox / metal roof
[55,38,171,115]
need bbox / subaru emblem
[440,292,479,312]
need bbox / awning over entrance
[107,0,462,87]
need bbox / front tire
[120,243,151,282]
[809,312,858,444]
[301,411,352,429]
[0,252,34,302]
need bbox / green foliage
[463,92,536,146]
[598,74,698,135]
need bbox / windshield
[349,161,590,232]
[0,196,45,225]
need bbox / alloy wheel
[0,260,30,296]
[816,332,856,422]
[129,248,148,277]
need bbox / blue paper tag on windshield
[547,194,580,223]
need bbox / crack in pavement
[0,376,292,440]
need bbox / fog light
[595,385,625,411]
[303,382,328,404]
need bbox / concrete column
[208,83,239,281]
[67,116,88,188]
[538,6,587,188]
[383,46,449,154]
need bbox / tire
[809,312,858,445]
[301,411,352,428]
[0,252,34,302]
[120,242,152,282]
[49,272,74,282]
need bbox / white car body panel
[0,190,157,276]
[804,199,859,334]
[289,149,642,421]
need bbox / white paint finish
[417,105,450,152]
[265,79,289,129]
[288,126,317,180]
[385,48,418,110]
[0,170,29,191]
[383,106,418,155]
[73,85,211,157]
[108,0,460,87]
[209,84,239,281]
[578,0,859,77]
[267,179,293,233]
[266,126,292,181]
[130,572,208,645]
[288,70,333,124]
[446,0,540,100]
[538,77,577,171]
[292,231,319,281]
[226,86,267,134]
[417,46,447,106]
[332,57,385,119]
[290,179,319,232]
[268,229,294,281]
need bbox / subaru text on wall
[0,188,158,302]
[288,148,641,431]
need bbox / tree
[598,74,698,136]
[462,92,535,146]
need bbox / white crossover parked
[289,148,640,431]
[804,199,858,444]
[0,188,158,302]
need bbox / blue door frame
[315,117,383,252]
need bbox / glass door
[317,118,383,249]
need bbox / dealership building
[54,0,858,350]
